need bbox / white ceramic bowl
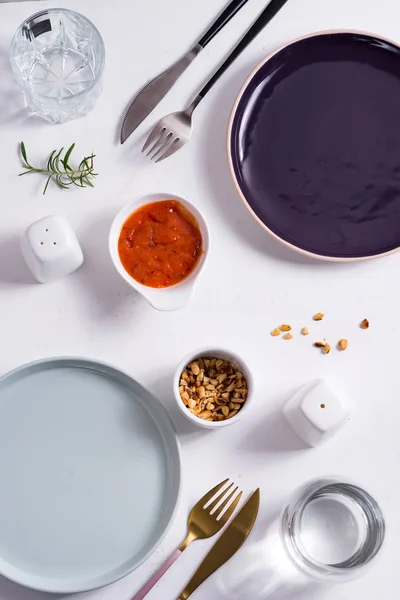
[109,193,209,311]
[173,347,254,429]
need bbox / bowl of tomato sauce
[109,193,209,310]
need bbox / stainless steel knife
[178,488,260,600]
[120,0,250,143]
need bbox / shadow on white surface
[0,235,36,285]
[244,409,308,454]
[75,211,144,320]
[215,511,332,600]
[115,124,160,166]
[261,583,324,600]
[149,370,217,441]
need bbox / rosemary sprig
[19,141,98,195]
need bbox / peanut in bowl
[173,347,254,429]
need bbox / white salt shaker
[283,379,350,447]
[21,215,83,283]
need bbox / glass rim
[281,478,386,580]
[10,7,105,102]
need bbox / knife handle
[198,0,289,98]
[197,0,250,48]
[177,489,260,600]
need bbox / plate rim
[227,28,400,263]
[0,356,182,593]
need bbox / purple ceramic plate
[228,31,400,261]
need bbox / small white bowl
[109,193,209,311]
[173,347,254,429]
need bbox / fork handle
[198,0,289,99]
[197,0,250,48]
[131,549,182,600]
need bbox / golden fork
[131,479,242,600]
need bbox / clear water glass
[10,8,105,124]
[215,478,385,599]
[282,479,385,582]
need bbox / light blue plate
[0,358,181,593]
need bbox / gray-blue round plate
[228,31,400,261]
[0,358,181,593]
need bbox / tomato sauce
[118,200,203,288]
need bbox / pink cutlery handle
[131,549,182,600]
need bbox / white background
[0,0,399,598]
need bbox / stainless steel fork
[142,0,289,162]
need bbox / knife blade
[120,45,201,144]
[120,0,252,143]
[178,488,260,600]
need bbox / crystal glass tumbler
[10,8,105,123]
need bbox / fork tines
[142,125,180,162]
[204,479,242,522]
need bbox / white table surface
[0,0,399,598]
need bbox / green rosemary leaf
[47,150,57,173]
[59,174,73,186]
[55,174,69,189]
[20,141,28,164]
[19,143,98,194]
[53,148,64,174]
[62,143,75,169]
[43,174,53,195]
[19,168,43,176]
[78,158,88,172]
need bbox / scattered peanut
[314,341,330,354]
[179,356,248,422]
[271,313,366,356]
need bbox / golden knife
[178,488,260,600]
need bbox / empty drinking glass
[215,478,385,599]
[282,478,385,582]
[10,8,105,124]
